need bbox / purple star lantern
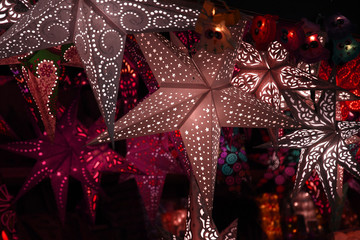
[126,133,185,222]
[1,99,140,222]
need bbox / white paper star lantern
[91,19,300,211]
[232,41,358,110]
[0,0,200,141]
[273,90,360,208]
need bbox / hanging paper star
[232,40,356,110]
[0,0,200,142]
[126,133,184,222]
[91,20,301,211]
[1,99,139,222]
[270,90,360,209]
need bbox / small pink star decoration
[1,100,140,222]
[126,133,184,222]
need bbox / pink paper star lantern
[232,40,356,110]
[91,19,300,212]
[2,100,139,222]
[126,133,184,222]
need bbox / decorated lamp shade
[1,100,140,222]
[194,0,240,53]
[273,90,360,210]
[331,35,360,65]
[91,26,302,213]
[276,22,305,55]
[0,0,201,144]
[325,13,354,40]
[250,14,278,51]
[298,34,330,63]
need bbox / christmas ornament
[0,0,200,142]
[1,99,139,222]
[91,26,300,211]
[268,90,360,209]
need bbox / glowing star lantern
[250,14,278,51]
[1,101,139,222]
[91,25,301,212]
[271,90,360,209]
[331,35,360,65]
[126,133,184,222]
[194,0,241,53]
[232,40,350,111]
[0,0,200,143]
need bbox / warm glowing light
[309,35,316,42]
[1,230,9,240]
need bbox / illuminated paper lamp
[126,133,184,222]
[91,22,301,212]
[325,13,354,40]
[250,14,278,51]
[0,0,200,143]
[194,0,241,53]
[1,100,140,222]
[232,40,355,146]
[298,33,330,63]
[266,90,360,209]
[331,35,360,65]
